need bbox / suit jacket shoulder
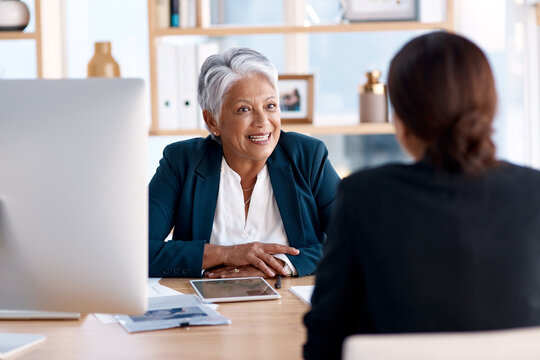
[277,131,326,160]
[340,162,413,196]
[274,131,331,181]
[162,136,216,166]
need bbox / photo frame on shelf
[344,0,418,22]
[278,74,314,124]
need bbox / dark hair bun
[430,110,495,174]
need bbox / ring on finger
[232,268,240,273]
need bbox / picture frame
[344,0,418,22]
[278,74,314,124]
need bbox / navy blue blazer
[148,131,340,278]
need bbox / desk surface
[0,276,314,360]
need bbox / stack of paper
[289,285,314,305]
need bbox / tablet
[190,277,281,303]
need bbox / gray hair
[197,47,279,140]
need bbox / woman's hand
[203,242,299,278]
[204,265,268,279]
[205,259,287,279]
[223,242,298,277]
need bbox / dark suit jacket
[148,131,340,278]
[304,160,540,360]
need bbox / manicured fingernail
[207,272,214,277]
[269,271,275,277]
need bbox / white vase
[0,0,30,31]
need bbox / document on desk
[94,278,183,324]
[289,285,314,305]
[148,278,184,297]
[115,294,230,333]
[0,333,46,360]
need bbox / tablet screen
[190,277,280,303]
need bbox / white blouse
[209,157,297,275]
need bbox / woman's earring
[213,132,218,136]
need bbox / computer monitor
[0,79,147,315]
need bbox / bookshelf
[151,122,396,136]
[154,21,453,37]
[0,0,42,77]
[147,0,454,137]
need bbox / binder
[156,42,180,130]
[176,44,198,129]
[156,41,219,131]
[195,42,219,129]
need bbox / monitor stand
[0,310,80,320]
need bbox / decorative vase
[87,42,121,78]
[0,0,30,31]
[358,70,388,123]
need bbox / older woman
[148,47,340,279]
[304,32,540,359]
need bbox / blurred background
[1,0,538,181]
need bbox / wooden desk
[0,276,314,360]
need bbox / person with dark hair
[303,31,540,360]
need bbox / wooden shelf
[147,0,453,137]
[282,123,395,135]
[154,21,451,37]
[0,0,42,77]
[0,31,36,40]
[149,123,395,136]
[150,128,209,136]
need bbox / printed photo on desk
[115,294,230,333]
[278,74,314,124]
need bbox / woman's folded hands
[203,242,299,278]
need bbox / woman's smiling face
[214,74,281,169]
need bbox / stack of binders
[156,41,219,130]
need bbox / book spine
[196,0,210,28]
[179,0,189,28]
[155,0,170,29]
[188,0,197,28]
[170,0,179,27]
